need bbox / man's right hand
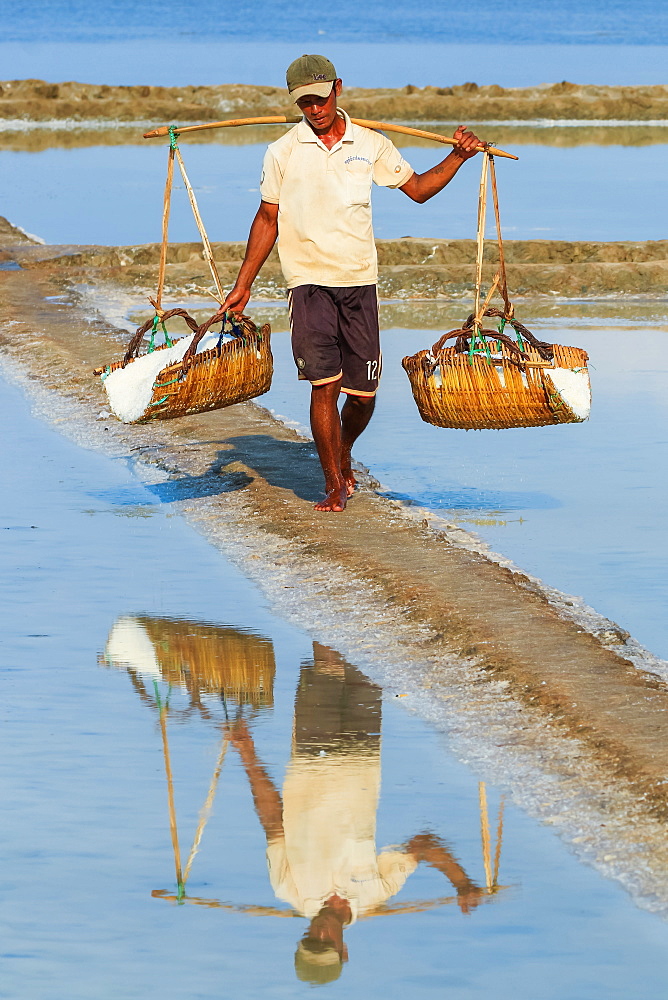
[221,284,251,316]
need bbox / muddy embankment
[6,225,668,299]
[3,214,668,916]
[3,79,668,124]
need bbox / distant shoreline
[3,79,668,124]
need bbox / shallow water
[2,139,668,245]
[3,372,668,999]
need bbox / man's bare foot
[341,451,356,497]
[314,482,348,512]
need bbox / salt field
[3,0,668,995]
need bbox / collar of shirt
[296,109,353,153]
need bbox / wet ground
[3,373,668,999]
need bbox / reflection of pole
[479,781,506,893]
[183,734,230,884]
[493,797,505,889]
[155,682,184,899]
[479,782,492,891]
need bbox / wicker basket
[402,310,590,430]
[98,308,273,423]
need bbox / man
[221,54,482,512]
[228,643,486,985]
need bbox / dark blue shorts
[287,284,381,397]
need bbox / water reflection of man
[229,642,484,985]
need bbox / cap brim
[290,81,334,104]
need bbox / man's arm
[404,832,485,914]
[221,200,279,314]
[228,718,284,842]
[399,125,481,204]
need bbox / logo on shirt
[345,155,372,167]
[296,357,306,369]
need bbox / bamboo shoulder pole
[143,116,518,160]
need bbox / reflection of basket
[403,310,589,430]
[106,616,275,709]
[100,310,272,423]
[403,152,590,431]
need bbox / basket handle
[122,308,200,365]
[479,309,554,361]
[179,310,254,370]
[431,327,528,360]
[431,309,554,363]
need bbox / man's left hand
[452,124,482,159]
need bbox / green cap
[286,54,337,103]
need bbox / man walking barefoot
[221,55,481,511]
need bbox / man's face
[295,79,342,132]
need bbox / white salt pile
[102,331,228,423]
[544,367,592,421]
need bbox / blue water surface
[3,0,668,45]
[2,0,668,86]
[3,374,668,999]
[2,141,667,245]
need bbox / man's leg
[289,286,348,512]
[310,378,348,512]
[337,286,381,495]
[340,393,375,496]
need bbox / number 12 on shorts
[366,360,378,381]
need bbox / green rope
[149,395,169,407]
[168,126,179,151]
[153,375,181,389]
[468,325,492,366]
[147,315,173,353]
[147,315,159,353]
[483,336,492,364]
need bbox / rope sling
[95,128,272,423]
[402,152,591,430]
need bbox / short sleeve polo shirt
[260,110,414,289]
